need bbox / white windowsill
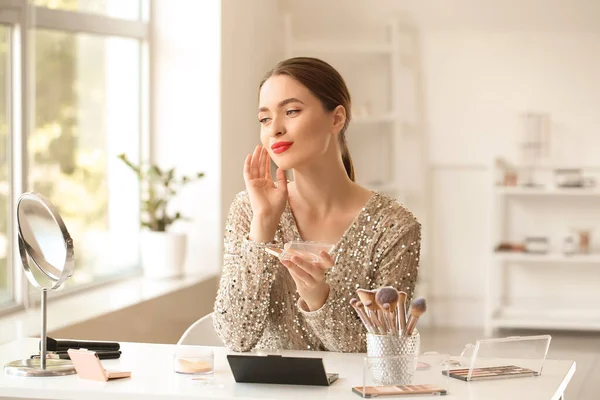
[0,272,216,345]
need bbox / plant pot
[139,230,187,279]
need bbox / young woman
[213,57,420,353]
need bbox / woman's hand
[244,145,288,242]
[282,250,335,311]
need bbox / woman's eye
[259,117,271,124]
[286,109,300,116]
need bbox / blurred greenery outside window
[1,0,148,311]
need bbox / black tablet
[227,354,339,386]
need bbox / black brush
[31,350,121,360]
[42,337,120,352]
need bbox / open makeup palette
[444,335,551,382]
[443,365,537,381]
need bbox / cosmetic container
[173,345,214,375]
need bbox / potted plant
[117,153,205,279]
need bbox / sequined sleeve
[297,215,422,353]
[297,282,366,353]
[370,221,421,302]
[213,193,281,352]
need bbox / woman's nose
[270,117,285,137]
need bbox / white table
[0,338,575,400]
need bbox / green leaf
[165,168,175,185]
[117,153,141,178]
[148,165,162,180]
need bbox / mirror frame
[16,192,74,290]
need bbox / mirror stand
[4,290,75,377]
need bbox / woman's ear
[331,105,347,134]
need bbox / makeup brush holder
[366,330,420,386]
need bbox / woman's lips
[271,142,293,154]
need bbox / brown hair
[259,57,355,182]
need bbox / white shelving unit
[491,309,600,331]
[484,158,600,335]
[495,252,600,264]
[496,187,600,197]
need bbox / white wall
[151,0,284,279]
[220,0,284,231]
[152,0,222,276]
[424,32,600,167]
[282,0,600,327]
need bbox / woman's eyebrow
[258,97,305,113]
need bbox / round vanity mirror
[4,192,76,377]
[17,192,74,290]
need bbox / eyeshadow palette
[352,384,447,398]
[443,365,538,381]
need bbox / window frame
[0,0,151,316]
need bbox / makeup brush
[42,337,120,352]
[366,288,390,334]
[375,308,387,335]
[357,289,382,333]
[362,300,384,334]
[382,304,394,334]
[31,351,122,360]
[405,297,427,336]
[355,301,377,334]
[375,286,399,335]
[397,291,408,334]
[356,289,375,308]
[350,298,375,334]
[355,289,372,320]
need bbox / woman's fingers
[282,260,314,286]
[247,145,273,181]
[243,154,252,182]
[319,251,335,268]
[258,147,267,178]
[250,145,261,178]
[264,148,272,179]
[276,167,287,191]
[290,255,325,281]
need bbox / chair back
[177,312,222,346]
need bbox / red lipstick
[271,141,293,154]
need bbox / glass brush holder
[365,329,420,386]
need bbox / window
[0,25,9,306]
[33,0,145,21]
[31,30,142,287]
[1,0,149,312]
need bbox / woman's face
[258,75,342,171]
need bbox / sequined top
[213,190,421,353]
